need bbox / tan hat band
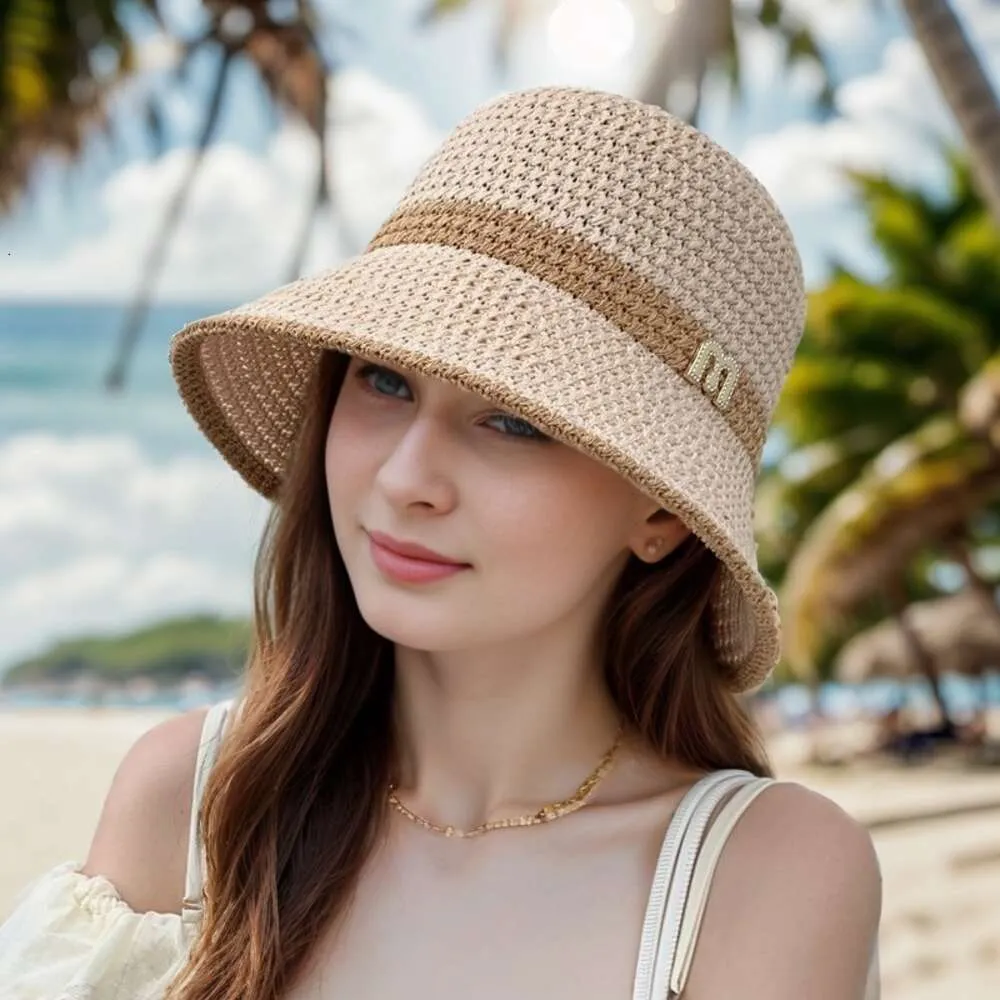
[369,199,768,462]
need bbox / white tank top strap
[181,696,237,924]
[632,768,758,1000]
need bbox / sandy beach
[1,707,998,999]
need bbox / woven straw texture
[169,85,806,691]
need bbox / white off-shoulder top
[0,699,881,999]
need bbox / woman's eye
[355,364,548,442]
[357,364,410,399]
[488,414,549,441]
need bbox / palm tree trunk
[634,0,731,121]
[284,74,330,282]
[104,45,234,392]
[899,0,1000,227]
[943,529,1000,629]
[886,572,954,729]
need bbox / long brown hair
[166,350,772,1000]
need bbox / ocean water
[0,300,234,458]
[0,301,271,678]
[777,672,1000,721]
[2,674,997,718]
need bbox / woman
[0,86,881,999]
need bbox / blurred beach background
[2,1,1000,997]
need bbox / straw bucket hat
[169,85,806,693]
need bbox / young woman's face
[325,355,679,652]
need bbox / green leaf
[419,0,470,23]
[786,26,819,62]
[759,0,783,29]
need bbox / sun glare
[546,0,636,72]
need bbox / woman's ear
[632,508,691,563]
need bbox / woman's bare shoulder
[684,781,882,1000]
[79,707,211,915]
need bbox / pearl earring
[644,538,663,557]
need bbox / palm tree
[778,407,1000,720]
[763,154,1000,721]
[633,0,835,124]
[103,1,337,391]
[898,0,1000,227]
[625,0,1000,222]
[834,588,1000,695]
[0,0,133,211]
[758,152,1000,587]
[0,0,347,389]
[0,1,334,208]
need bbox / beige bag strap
[632,769,753,1000]
[642,772,882,999]
[181,697,237,922]
[645,772,761,1000]
[669,776,776,995]
[668,776,881,999]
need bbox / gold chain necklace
[387,721,626,838]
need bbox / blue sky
[0,0,998,671]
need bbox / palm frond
[780,388,1000,679]
[0,0,136,208]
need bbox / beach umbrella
[834,588,1000,684]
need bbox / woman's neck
[389,643,624,833]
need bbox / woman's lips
[367,533,471,583]
[367,529,465,564]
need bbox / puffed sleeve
[0,860,197,1000]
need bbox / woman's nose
[373,417,460,512]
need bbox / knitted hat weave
[169,86,806,692]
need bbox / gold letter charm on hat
[685,341,742,411]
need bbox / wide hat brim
[170,241,781,692]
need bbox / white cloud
[738,0,1000,284]
[328,69,446,246]
[0,69,442,301]
[0,433,269,671]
